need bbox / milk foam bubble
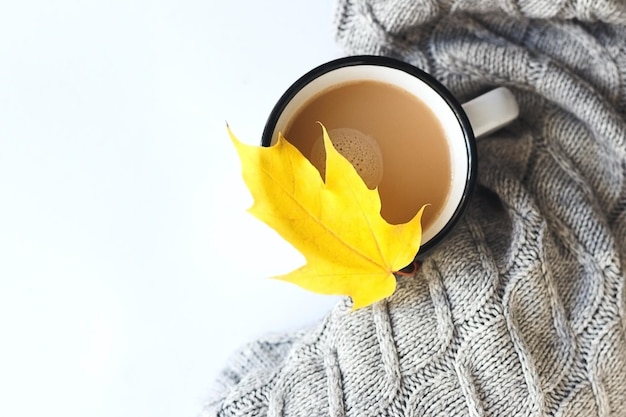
[310,128,383,189]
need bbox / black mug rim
[261,55,477,257]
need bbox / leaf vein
[259,165,385,270]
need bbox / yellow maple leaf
[229,124,425,309]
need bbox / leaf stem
[394,260,421,276]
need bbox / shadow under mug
[261,55,518,257]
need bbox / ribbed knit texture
[204,0,626,415]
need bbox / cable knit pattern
[204,0,626,415]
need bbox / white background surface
[0,1,343,416]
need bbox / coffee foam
[310,128,383,189]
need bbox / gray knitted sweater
[204,0,626,416]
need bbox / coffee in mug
[283,79,451,233]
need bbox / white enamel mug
[261,55,519,258]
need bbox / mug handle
[461,87,519,139]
